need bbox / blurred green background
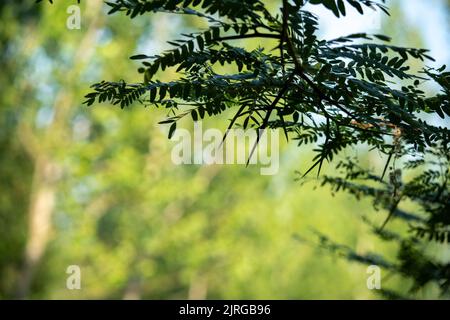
[0,0,448,299]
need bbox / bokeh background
[0,0,449,299]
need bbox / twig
[247,72,296,166]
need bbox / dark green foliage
[81,1,449,168]
[318,144,449,296]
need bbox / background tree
[0,0,446,299]
[2,0,385,299]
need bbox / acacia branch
[283,30,356,119]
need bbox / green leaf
[168,122,177,139]
[130,54,151,60]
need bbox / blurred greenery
[0,0,448,299]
